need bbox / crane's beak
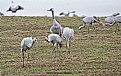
[47,9,51,11]
[21,7,24,10]
[47,8,53,11]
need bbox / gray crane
[79,16,100,29]
[62,27,74,48]
[47,8,63,37]
[104,13,121,33]
[20,37,37,67]
[59,11,76,17]
[7,1,24,15]
[45,34,62,51]
[7,5,24,14]
[104,13,120,25]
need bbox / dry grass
[0,16,121,76]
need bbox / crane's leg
[67,39,70,48]
[65,39,68,48]
[27,52,29,61]
[53,43,57,51]
[69,38,71,47]
[57,44,58,51]
[22,51,25,67]
[115,23,119,33]
[117,23,119,32]
[59,43,62,48]
[27,49,30,61]
[67,38,71,54]
[53,43,57,55]
[88,24,90,33]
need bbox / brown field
[0,16,121,76]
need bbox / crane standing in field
[79,16,100,29]
[7,1,24,15]
[104,13,121,33]
[47,8,63,37]
[45,34,62,51]
[62,27,74,48]
[114,15,121,32]
[104,16,115,25]
[79,16,100,33]
[104,13,120,25]
[21,37,37,67]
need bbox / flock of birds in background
[0,1,77,17]
[0,1,121,67]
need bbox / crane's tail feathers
[59,43,62,48]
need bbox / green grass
[0,16,121,76]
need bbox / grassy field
[0,16,121,76]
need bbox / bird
[104,13,121,33]
[114,15,121,32]
[45,34,62,51]
[47,8,63,37]
[20,37,37,67]
[73,13,78,17]
[79,16,100,30]
[7,1,24,15]
[104,16,115,25]
[7,5,24,15]
[114,15,121,23]
[104,13,120,25]
[0,12,4,16]
[62,27,74,48]
[59,11,76,17]
[112,12,120,17]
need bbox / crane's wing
[21,37,33,48]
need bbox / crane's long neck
[52,11,55,19]
[32,41,35,47]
